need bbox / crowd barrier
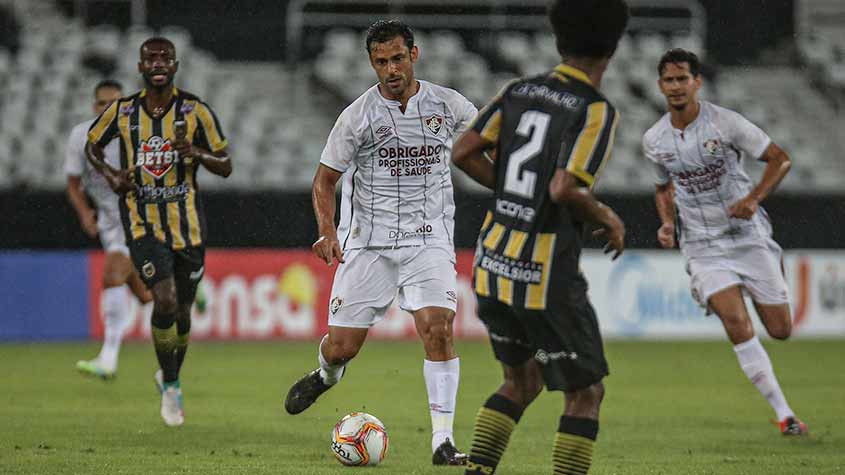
[3,249,844,341]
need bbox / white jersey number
[503,111,550,199]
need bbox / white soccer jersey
[320,80,478,251]
[63,118,121,213]
[643,101,774,257]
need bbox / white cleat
[160,384,184,427]
[154,370,164,394]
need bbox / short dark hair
[365,19,414,54]
[93,79,122,96]
[658,48,701,76]
[548,0,629,58]
[139,36,176,56]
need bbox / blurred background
[1,0,844,342]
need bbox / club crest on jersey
[424,114,443,135]
[703,139,722,156]
[180,101,195,114]
[136,136,177,178]
[120,104,135,116]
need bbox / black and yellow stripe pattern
[466,394,524,475]
[473,212,557,310]
[563,101,619,189]
[88,87,227,250]
[552,432,594,475]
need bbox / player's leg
[537,296,608,475]
[400,246,464,462]
[285,249,396,415]
[709,286,802,433]
[465,297,540,475]
[172,245,205,378]
[76,220,139,379]
[739,241,806,434]
[126,265,153,304]
[129,236,182,426]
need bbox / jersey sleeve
[723,108,771,160]
[642,134,670,185]
[559,101,619,188]
[453,95,478,137]
[87,101,120,148]
[64,124,87,177]
[319,107,360,173]
[193,101,228,153]
[471,85,508,144]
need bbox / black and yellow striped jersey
[87,87,228,250]
[471,64,619,310]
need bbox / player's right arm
[643,132,676,249]
[64,125,97,238]
[312,107,359,266]
[86,101,133,193]
[312,164,345,266]
[551,100,624,259]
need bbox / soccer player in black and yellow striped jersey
[86,37,232,427]
[452,1,629,473]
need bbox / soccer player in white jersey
[64,80,152,379]
[644,49,807,435]
[284,20,477,465]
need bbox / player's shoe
[779,416,808,436]
[284,368,341,415]
[432,438,468,466]
[160,382,184,427]
[75,359,115,380]
[154,369,164,394]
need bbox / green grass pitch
[1,339,843,474]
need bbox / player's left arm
[729,142,791,219]
[176,101,232,178]
[725,110,791,219]
[452,95,501,189]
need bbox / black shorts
[128,235,205,305]
[476,286,608,392]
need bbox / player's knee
[502,372,543,407]
[767,319,792,340]
[325,340,361,363]
[570,382,604,413]
[153,290,178,315]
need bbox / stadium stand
[0,0,843,192]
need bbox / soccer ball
[331,412,389,466]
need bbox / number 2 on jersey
[503,111,550,198]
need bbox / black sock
[553,416,599,475]
[151,309,178,383]
[465,394,525,475]
[175,316,191,374]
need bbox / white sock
[733,336,794,421]
[318,335,345,386]
[97,286,132,372]
[424,357,460,453]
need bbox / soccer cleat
[160,382,184,427]
[432,438,468,466]
[284,369,336,415]
[75,359,116,380]
[779,416,808,436]
[154,369,164,394]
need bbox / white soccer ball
[331,412,389,466]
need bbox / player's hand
[312,235,345,266]
[172,138,195,159]
[594,211,625,261]
[728,195,758,220]
[657,222,675,249]
[80,209,97,238]
[106,167,135,194]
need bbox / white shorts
[687,237,789,311]
[97,208,129,256]
[328,246,458,328]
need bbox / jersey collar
[554,64,592,86]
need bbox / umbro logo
[375,125,392,138]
